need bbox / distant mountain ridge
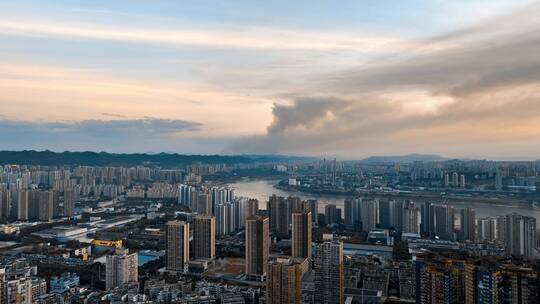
[360,153,448,163]
[0,150,313,167]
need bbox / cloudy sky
[1,0,540,159]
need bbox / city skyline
[0,155,539,302]
[2,1,540,160]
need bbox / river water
[230,179,540,221]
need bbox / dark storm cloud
[267,97,347,134]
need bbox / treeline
[0,150,311,167]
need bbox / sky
[1,0,540,160]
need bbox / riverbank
[275,182,537,207]
[275,183,355,196]
[230,179,540,220]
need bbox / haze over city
[1,0,540,159]
[3,2,540,304]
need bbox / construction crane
[91,239,123,248]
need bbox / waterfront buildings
[460,208,476,242]
[503,213,537,257]
[324,204,341,226]
[344,198,361,229]
[402,201,421,234]
[360,200,379,231]
[477,217,497,242]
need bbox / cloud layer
[0,118,207,153]
[229,2,540,159]
[2,1,540,158]
[0,20,413,52]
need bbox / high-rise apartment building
[245,216,269,281]
[306,199,318,227]
[105,252,138,290]
[415,256,467,303]
[416,252,540,304]
[0,267,6,304]
[314,235,343,304]
[504,213,536,257]
[38,190,54,221]
[499,265,539,303]
[361,200,379,231]
[460,208,476,242]
[52,190,61,218]
[216,202,239,236]
[291,211,312,260]
[425,204,454,240]
[17,190,29,221]
[245,199,259,219]
[192,215,215,260]
[344,198,362,229]
[267,195,289,238]
[196,193,212,215]
[475,266,501,304]
[63,188,74,217]
[452,172,459,187]
[237,198,259,229]
[266,257,306,304]
[421,201,432,236]
[166,220,190,272]
[379,200,402,230]
[210,187,234,215]
[402,201,421,234]
[324,204,341,226]
[496,215,507,243]
[477,217,497,242]
[28,190,40,220]
[189,190,199,212]
[0,190,10,221]
[286,196,307,227]
[178,184,194,206]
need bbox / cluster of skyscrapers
[443,172,466,187]
[344,198,421,234]
[342,197,538,258]
[0,188,74,221]
[164,193,348,304]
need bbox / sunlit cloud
[0,20,416,52]
[0,63,274,136]
[229,2,540,159]
[1,1,540,158]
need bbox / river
[229,179,540,221]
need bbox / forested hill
[0,150,312,167]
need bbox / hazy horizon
[1,149,539,162]
[2,1,540,159]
